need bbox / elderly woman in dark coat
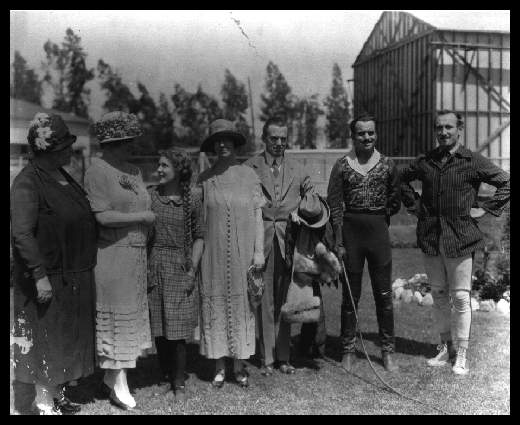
[10,113,97,415]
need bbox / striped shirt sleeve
[474,153,510,217]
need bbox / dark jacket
[10,161,97,281]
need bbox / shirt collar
[452,144,472,158]
[154,185,183,205]
[264,150,284,167]
[346,148,381,175]
[429,143,471,160]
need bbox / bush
[472,209,510,302]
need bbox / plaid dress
[147,187,204,340]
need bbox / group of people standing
[11,108,509,415]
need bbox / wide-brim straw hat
[93,111,142,144]
[200,119,246,153]
[295,194,330,229]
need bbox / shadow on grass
[360,333,437,358]
[57,332,438,408]
[320,333,437,363]
[321,334,384,366]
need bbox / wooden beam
[430,41,510,50]
[354,29,436,67]
[438,41,510,112]
[476,119,510,153]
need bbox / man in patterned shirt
[327,114,401,372]
[401,110,510,375]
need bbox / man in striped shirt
[400,110,510,375]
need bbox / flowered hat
[93,111,142,144]
[200,119,246,153]
[27,113,77,153]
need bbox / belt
[344,208,386,215]
[151,245,184,251]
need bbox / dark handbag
[247,265,264,308]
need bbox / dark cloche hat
[27,113,77,153]
[200,119,246,153]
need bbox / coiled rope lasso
[320,260,453,415]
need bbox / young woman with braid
[147,148,204,403]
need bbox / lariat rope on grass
[320,260,453,415]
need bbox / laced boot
[452,346,469,375]
[427,341,456,367]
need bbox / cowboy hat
[200,119,246,153]
[294,193,330,229]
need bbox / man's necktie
[272,160,280,178]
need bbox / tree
[260,61,294,122]
[97,61,173,154]
[11,50,42,104]
[293,94,324,149]
[324,63,351,148]
[154,93,175,150]
[43,28,94,118]
[130,82,159,154]
[221,69,254,153]
[171,83,223,147]
[97,59,139,113]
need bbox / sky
[10,10,510,124]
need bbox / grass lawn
[10,248,510,415]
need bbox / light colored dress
[84,157,152,369]
[198,164,265,359]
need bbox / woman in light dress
[84,111,155,410]
[197,119,265,388]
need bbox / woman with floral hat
[11,113,97,414]
[147,148,204,404]
[84,111,155,410]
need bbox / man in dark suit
[245,117,314,375]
